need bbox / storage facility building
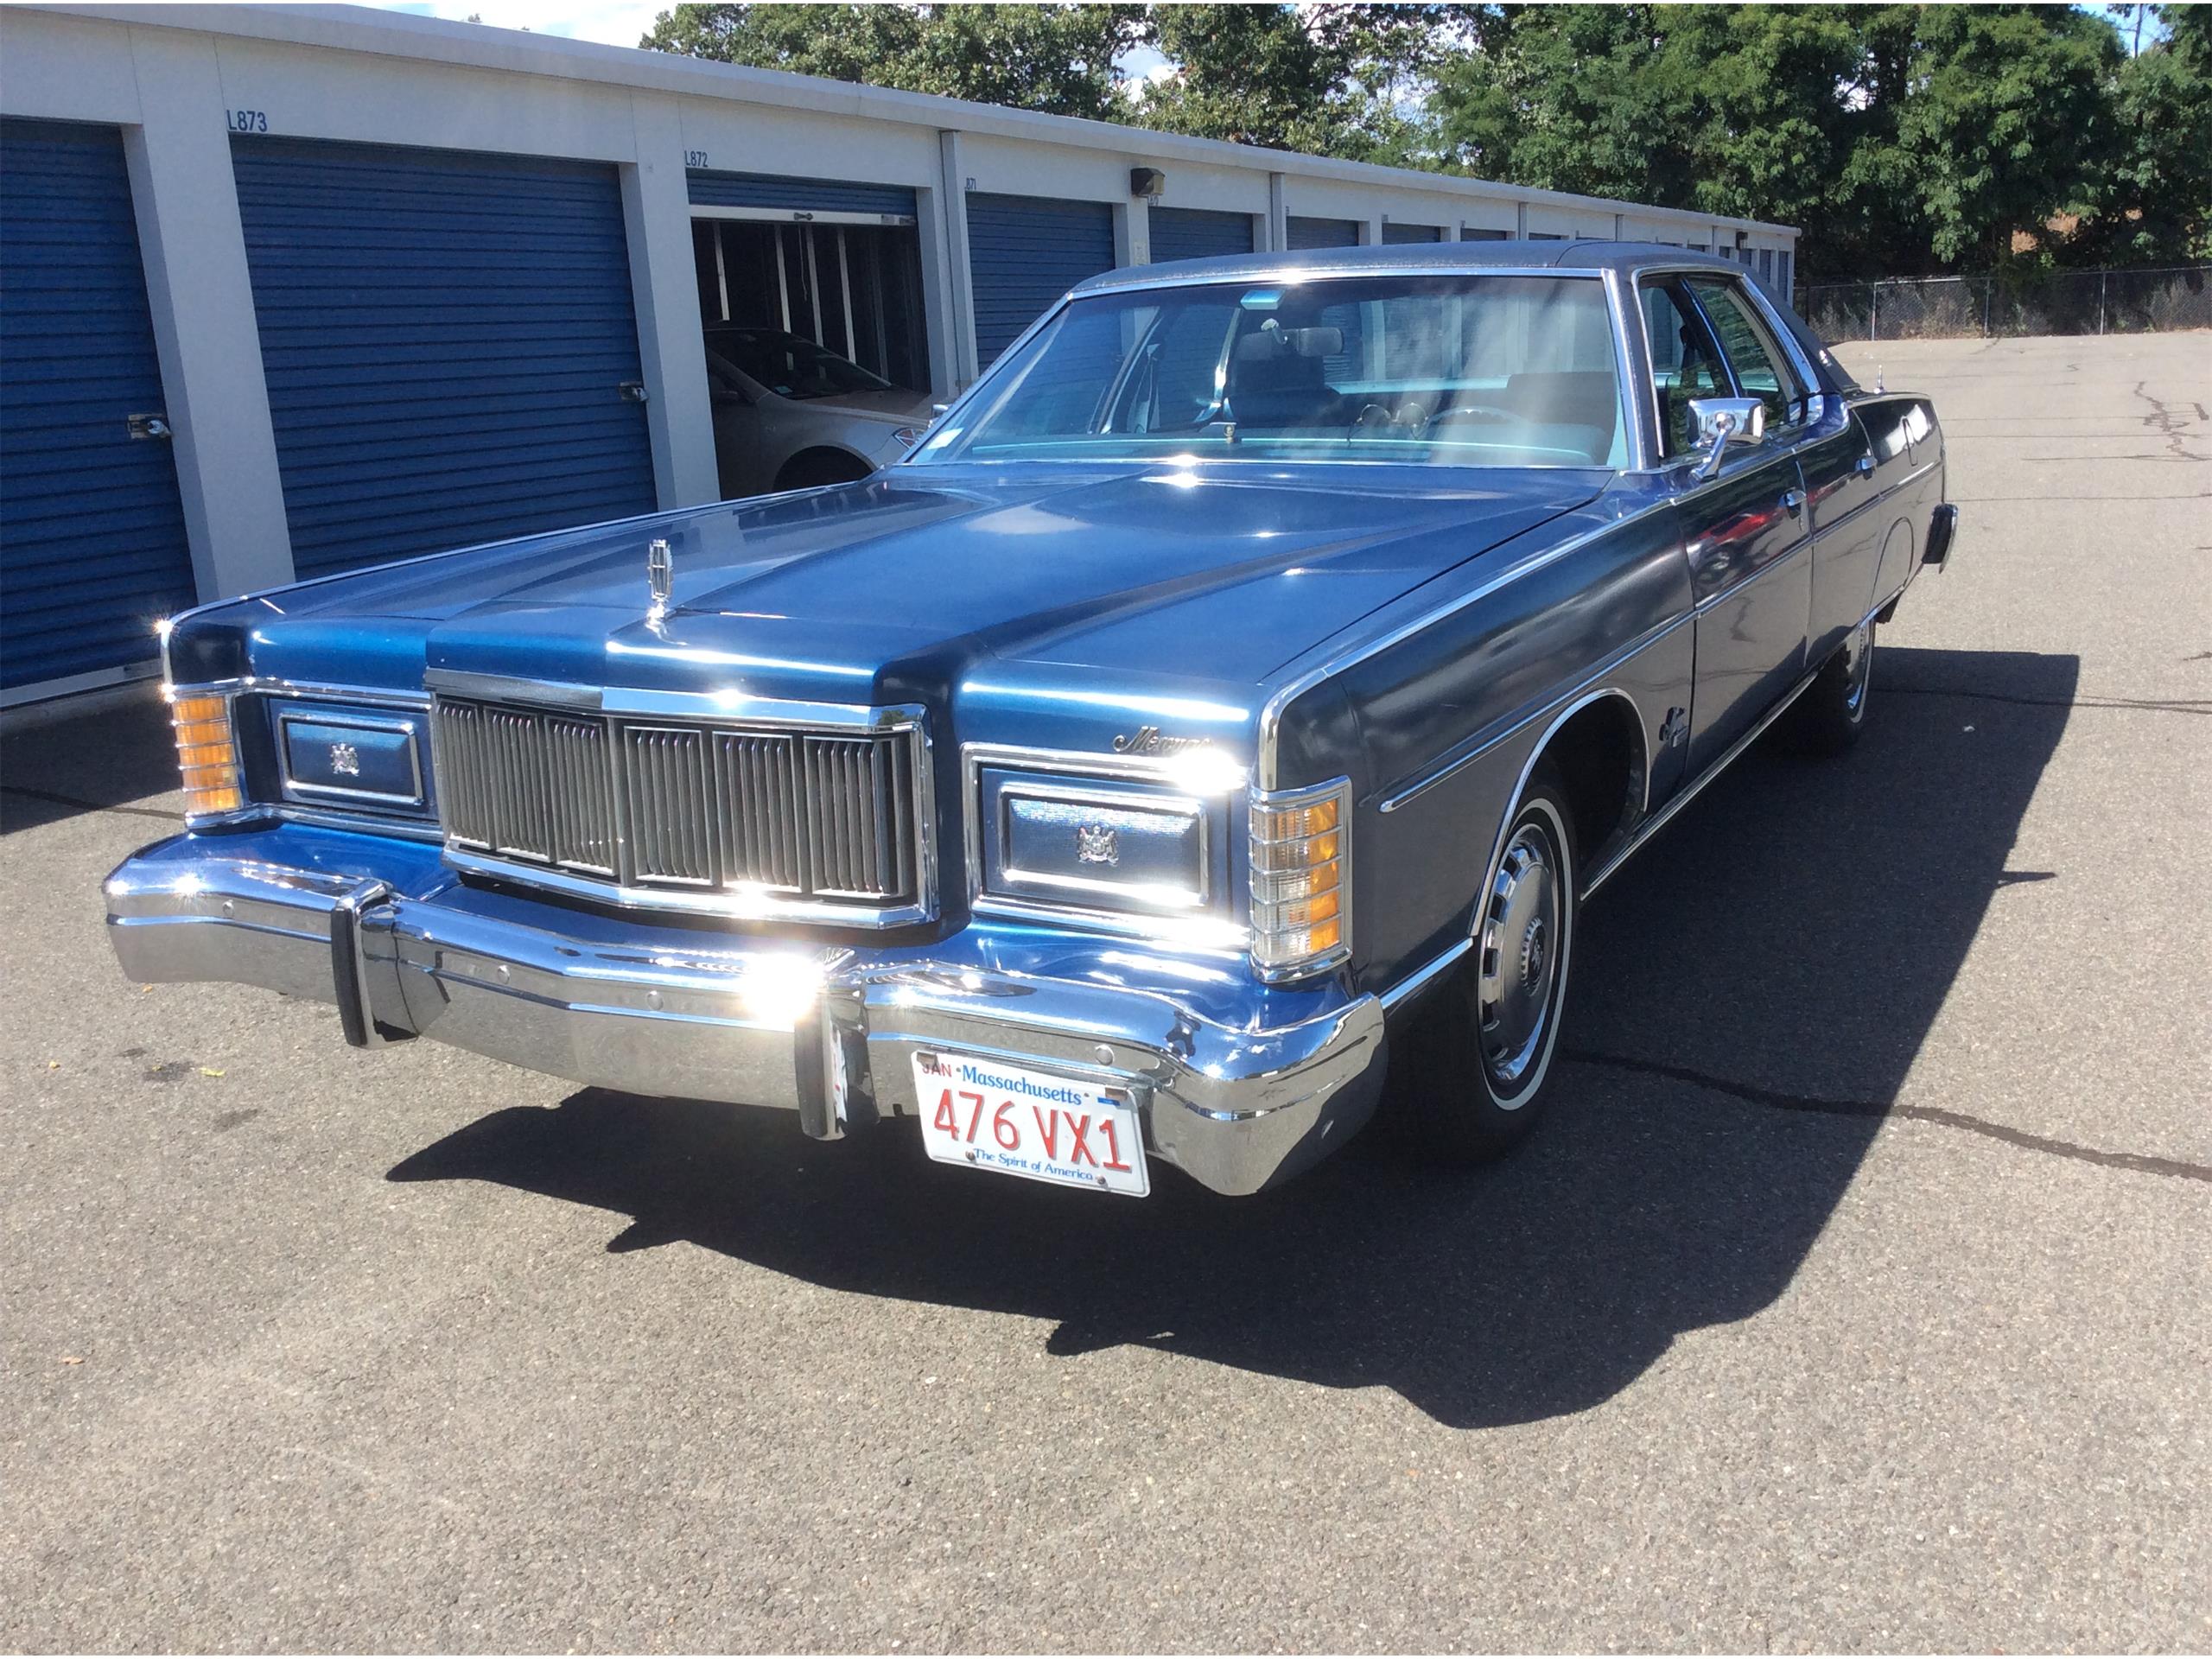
[0,2,1800,709]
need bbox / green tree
[1897,4,2120,266]
[639,3,1147,123]
[1134,3,1472,163]
[2072,3,2212,262]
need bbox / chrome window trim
[910,265,1641,476]
[961,741,1247,951]
[274,706,427,809]
[1624,262,1831,461]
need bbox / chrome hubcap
[1841,622,1873,716]
[1477,820,1562,1095]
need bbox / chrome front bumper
[105,831,1385,1197]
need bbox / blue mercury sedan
[106,243,1955,1198]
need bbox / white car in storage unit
[704,326,935,499]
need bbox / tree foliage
[639,3,1147,122]
[639,3,2212,278]
[1133,4,1470,162]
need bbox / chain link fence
[1796,266,2212,341]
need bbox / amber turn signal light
[168,692,241,817]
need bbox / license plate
[912,1051,1149,1197]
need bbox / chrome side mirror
[1687,396,1765,480]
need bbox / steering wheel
[1348,403,1402,439]
[1421,404,1516,435]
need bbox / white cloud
[375,0,669,50]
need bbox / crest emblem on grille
[646,537,673,619]
[1076,823,1120,866]
[328,741,360,778]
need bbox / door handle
[1854,454,1876,476]
[1780,489,1804,517]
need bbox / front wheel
[1789,619,1875,755]
[1389,772,1579,1161]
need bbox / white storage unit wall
[0,2,1796,708]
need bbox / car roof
[1071,239,1752,295]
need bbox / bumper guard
[105,836,1386,1197]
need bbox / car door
[1648,274,1815,772]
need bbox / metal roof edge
[18,1,1796,237]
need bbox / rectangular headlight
[1249,777,1351,979]
[276,704,426,810]
[168,691,242,818]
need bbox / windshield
[912,274,1628,469]
[707,328,894,400]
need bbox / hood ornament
[646,537,672,620]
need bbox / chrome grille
[430,693,926,918]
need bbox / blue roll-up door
[687,169,916,220]
[965,194,1116,367]
[1382,221,1443,244]
[232,137,658,579]
[1,118,196,693]
[1149,207,1255,264]
[1287,216,1360,251]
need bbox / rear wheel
[1789,619,1875,755]
[1390,771,1579,1161]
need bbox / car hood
[778,387,935,423]
[207,463,1606,713]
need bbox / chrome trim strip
[1376,936,1474,1012]
[1256,491,1678,791]
[445,846,936,928]
[170,676,434,712]
[1377,626,1675,815]
[423,669,601,710]
[1582,664,1821,898]
[1691,531,1815,617]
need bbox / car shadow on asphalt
[0,696,181,834]
[390,645,2076,1429]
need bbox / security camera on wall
[1129,168,1166,199]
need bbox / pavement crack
[1565,1050,2212,1185]
[0,784,183,823]
[1885,684,2212,715]
[2133,378,2210,463]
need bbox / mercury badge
[1112,725,1212,758]
[646,537,673,620]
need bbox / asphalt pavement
[3,332,2207,1652]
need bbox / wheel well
[775,447,873,490]
[1531,693,1646,875]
